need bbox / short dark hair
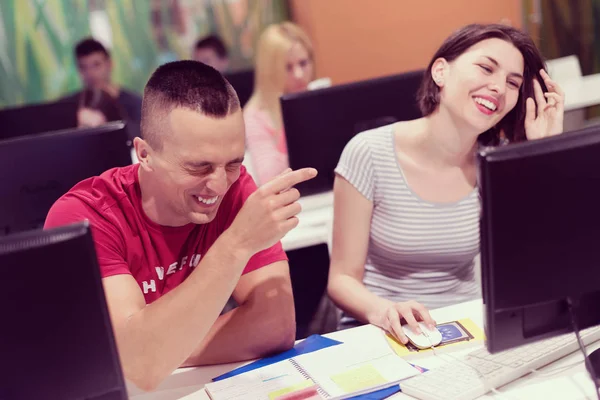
[141,60,240,150]
[194,34,228,59]
[417,24,546,145]
[74,37,110,60]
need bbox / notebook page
[204,359,311,400]
[293,333,418,399]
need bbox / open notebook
[205,333,419,400]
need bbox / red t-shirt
[44,164,287,304]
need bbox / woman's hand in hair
[525,69,565,140]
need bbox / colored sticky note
[456,318,486,340]
[385,333,410,357]
[330,364,387,393]
[268,379,315,400]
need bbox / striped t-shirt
[334,125,480,326]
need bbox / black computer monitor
[0,99,78,141]
[281,70,424,196]
[0,222,127,400]
[224,69,254,107]
[0,122,131,235]
[479,124,600,354]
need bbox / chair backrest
[546,55,582,84]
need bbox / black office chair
[287,243,338,339]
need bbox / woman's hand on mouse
[525,69,565,140]
[370,300,436,344]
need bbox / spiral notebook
[204,333,419,400]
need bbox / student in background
[46,61,317,391]
[244,22,315,185]
[193,34,230,73]
[328,24,565,343]
[76,87,126,129]
[63,38,142,139]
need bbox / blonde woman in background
[244,22,315,185]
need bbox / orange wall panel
[290,1,523,84]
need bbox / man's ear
[431,57,449,87]
[134,137,154,172]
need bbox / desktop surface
[126,299,600,400]
[281,70,424,196]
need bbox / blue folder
[212,334,342,381]
[212,334,405,399]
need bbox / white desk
[127,299,600,399]
[281,191,333,252]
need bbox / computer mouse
[401,322,443,349]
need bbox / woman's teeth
[197,195,218,205]
[474,97,497,111]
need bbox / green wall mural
[0,0,289,108]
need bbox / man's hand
[227,168,317,255]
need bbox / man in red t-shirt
[45,60,316,391]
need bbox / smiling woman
[416,24,561,145]
[327,24,565,344]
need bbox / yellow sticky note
[385,333,413,357]
[268,379,314,400]
[457,318,486,340]
[330,364,387,393]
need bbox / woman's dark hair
[417,24,546,145]
[79,88,126,122]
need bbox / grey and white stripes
[335,125,480,326]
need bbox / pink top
[243,106,289,185]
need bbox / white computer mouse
[401,322,443,349]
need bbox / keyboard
[401,326,600,400]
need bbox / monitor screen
[224,69,254,108]
[0,122,131,235]
[281,70,424,196]
[0,222,127,400]
[0,99,78,141]
[479,125,600,353]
